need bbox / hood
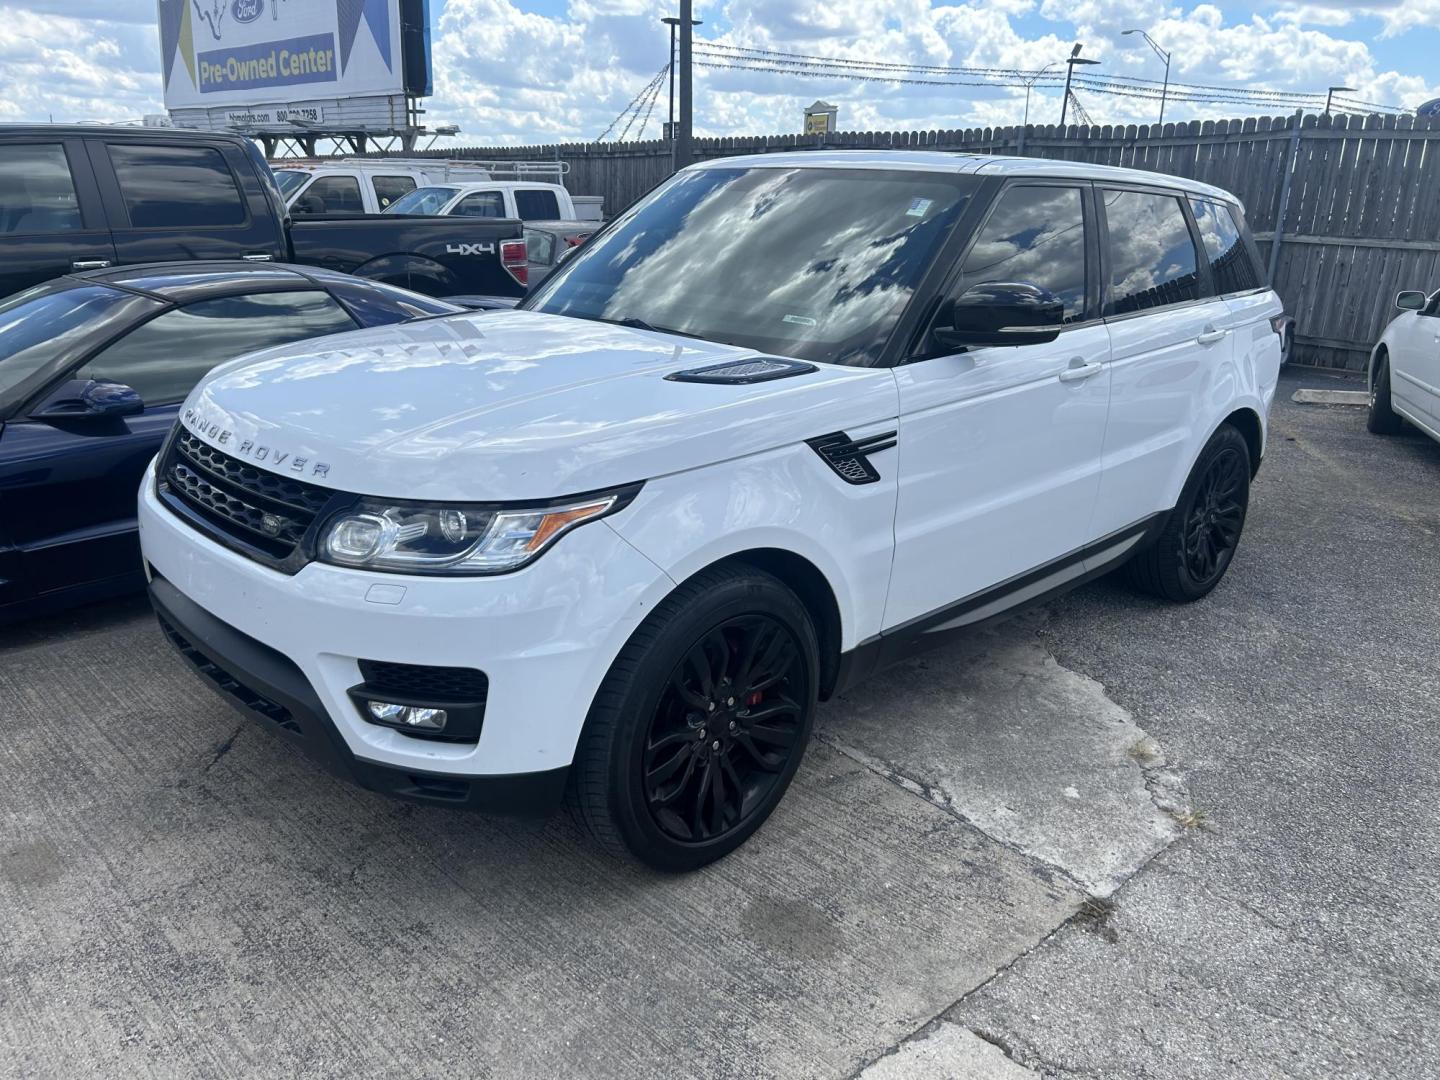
[182,309,898,501]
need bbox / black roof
[0,124,251,146]
[73,261,332,304]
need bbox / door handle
[1058,359,1104,383]
[70,259,112,271]
[1196,327,1228,345]
[242,253,274,262]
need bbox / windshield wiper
[601,315,707,340]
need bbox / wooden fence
[377,113,1440,372]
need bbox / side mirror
[1396,290,1428,312]
[30,379,144,423]
[933,282,1066,350]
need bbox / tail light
[501,239,528,287]
[1270,314,1288,336]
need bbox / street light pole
[1122,29,1171,125]
[1023,61,1056,128]
[1325,85,1356,115]
[1060,44,1101,127]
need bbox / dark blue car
[0,262,461,623]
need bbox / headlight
[318,487,636,575]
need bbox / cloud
[0,0,1436,143]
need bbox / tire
[1368,352,1403,435]
[568,564,820,872]
[1280,325,1295,367]
[1126,424,1251,604]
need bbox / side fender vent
[665,357,817,384]
[807,430,898,485]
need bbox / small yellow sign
[805,112,832,135]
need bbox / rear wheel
[1126,425,1251,603]
[568,565,819,872]
[1368,352,1403,435]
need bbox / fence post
[1267,110,1304,287]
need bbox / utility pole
[1122,29,1171,125]
[675,0,694,169]
[1325,85,1356,115]
[661,13,700,148]
[1060,44,1101,127]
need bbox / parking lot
[2,367,1437,1079]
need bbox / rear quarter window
[1190,198,1262,294]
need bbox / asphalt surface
[1,368,1436,1078]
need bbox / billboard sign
[158,0,407,111]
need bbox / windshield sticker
[906,197,934,218]
[783,314,818,327]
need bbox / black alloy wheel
[568,565,820,872]
[1182,445,1248,588]
[641,615,807,844]
[1125,423,1251,603]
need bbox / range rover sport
[139,152,1283,871]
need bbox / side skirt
[830,512,1169,697]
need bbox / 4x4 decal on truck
[446,242,497,256]
[806,430,898,485]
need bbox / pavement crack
[971,1026,1093,1077]
[203,724,244,773]
[816,730,1091,895]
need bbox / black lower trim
[832,512,1168,696]
[148,576,567,816]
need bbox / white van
[141,152,1283,872]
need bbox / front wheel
[568,565,819,872]
[1368,353,1403,435]
[1126,425,1251,603]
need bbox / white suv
[138,152,1283,871]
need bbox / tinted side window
[372,175,417,210]
[514,189,560,220]
[0,145,82,234]
[78,292,355,404]
[304,176,365,214]
[108,144,246,229]
[1190,198,1261,294]
[1103,190,1201,315]
[454,192,504,218]
[957,185,1088,323]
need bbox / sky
[2,0,1439,145]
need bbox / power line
[692,41,1407,115]
[597,64,669,142]
[636,62,667,140]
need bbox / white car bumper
[137,462,674,812]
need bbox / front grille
[357,660,489,703]
[159,430,339,569]
[157,614,302,734]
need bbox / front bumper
[138,462,675,800]
[149,575,568,814]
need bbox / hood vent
[665,357,817,385]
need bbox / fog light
[366,700,448,732]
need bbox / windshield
[526,166,975,366]
[0,283,144,413]
[274,170,310,198]
[385,186,459,215]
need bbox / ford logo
[232,0,264,23]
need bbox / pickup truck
[0,126,529,300]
